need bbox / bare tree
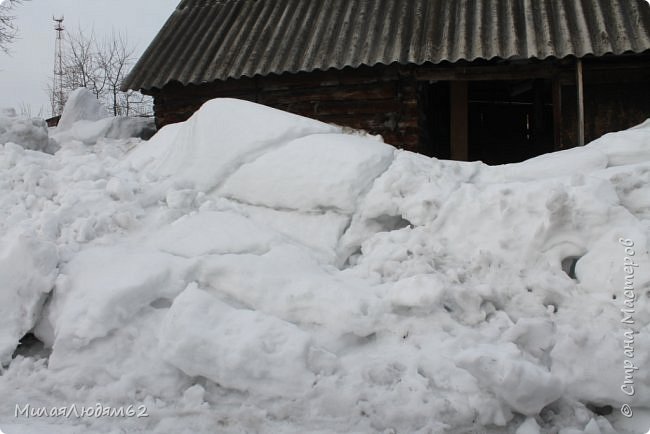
[63,28,99,92]
[97,31,135,116]
[122,89,153,117]
[0,0,28,54]
[49,27,152,117]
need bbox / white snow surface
[52,88,156,146]
[0,109,50,152]
[1,97,649,434]
[56,88,109,131]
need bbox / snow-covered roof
[123,0,650,91]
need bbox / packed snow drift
[0,95,649,434]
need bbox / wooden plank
[415,62,562,81]
[533,80,545,137]
[166,79,257,96]
[450,81,469,161]
[552,79,563,150]
[272,100,401,116]
[397,119,420,129]
[259,82,397,104]
[579,66,650,85]
[255,66,399,90]
[576,59,585,146]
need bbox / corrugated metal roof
[123,0,650,91]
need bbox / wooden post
[576,59,585,146]
[450,81,468,161]
[533,79,545,140]
[552,79,563,150]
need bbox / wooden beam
[414,62,564,82]
[533,79,545,137]
[414,57,650,83]
[576,59,585,146]
[450,81,469,161]
[552,79,563,150]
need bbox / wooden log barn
[122,0,650,164]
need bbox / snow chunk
[198,244,376,338]
[516,417,541,434]
[105,177,134,201]
[127,98,340,192]
[125,121,182,172]
[221,133,395,213]
[338,152,480,262]
[0,230,58,364]
[165,189,196,209]
[52,116,155,145]
[160,284,315,396]
[238,203,350,263]
[52,88,155,144]
[456,344,563,415]
[587,118,650,167]
[0,112,49,151]
[150,211,280,257]
[489,146,608,182]
[56,88,109,131]
[46,245,187,353]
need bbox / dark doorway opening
[421,79,556,165]
[420,81,451,159]
[468,79,555,164]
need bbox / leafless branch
[48,27,152,117]
[0,0,28,54]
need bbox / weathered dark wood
[415,61,564,81]
[258,82,398,104]
[450,81,468,161]
[552,79,563,150]
[149,54,650,161]
[46,115,61,127]
[151,64,423,150]
[576,59,585,146]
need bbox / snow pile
[127,98,341,191]
[221,133,394,213]
[0,97,649,434]
[0,230,58,364]
[160,284,316,397]
[56,88,110,131]
[0,108,49,152]
[52,88,156,145]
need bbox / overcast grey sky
[0,0,179,116]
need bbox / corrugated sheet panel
[123,0,650,91]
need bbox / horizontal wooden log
[258,82,398,104]
[154,66,428,151]
[414,61,565,81]
[260,66,400,90]
[269,100,401,116]
[397,119,420,129]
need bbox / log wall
[149,56,650,160]
[150,65,424,153]
[561,78,650,149]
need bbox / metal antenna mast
[52,16,65,116]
